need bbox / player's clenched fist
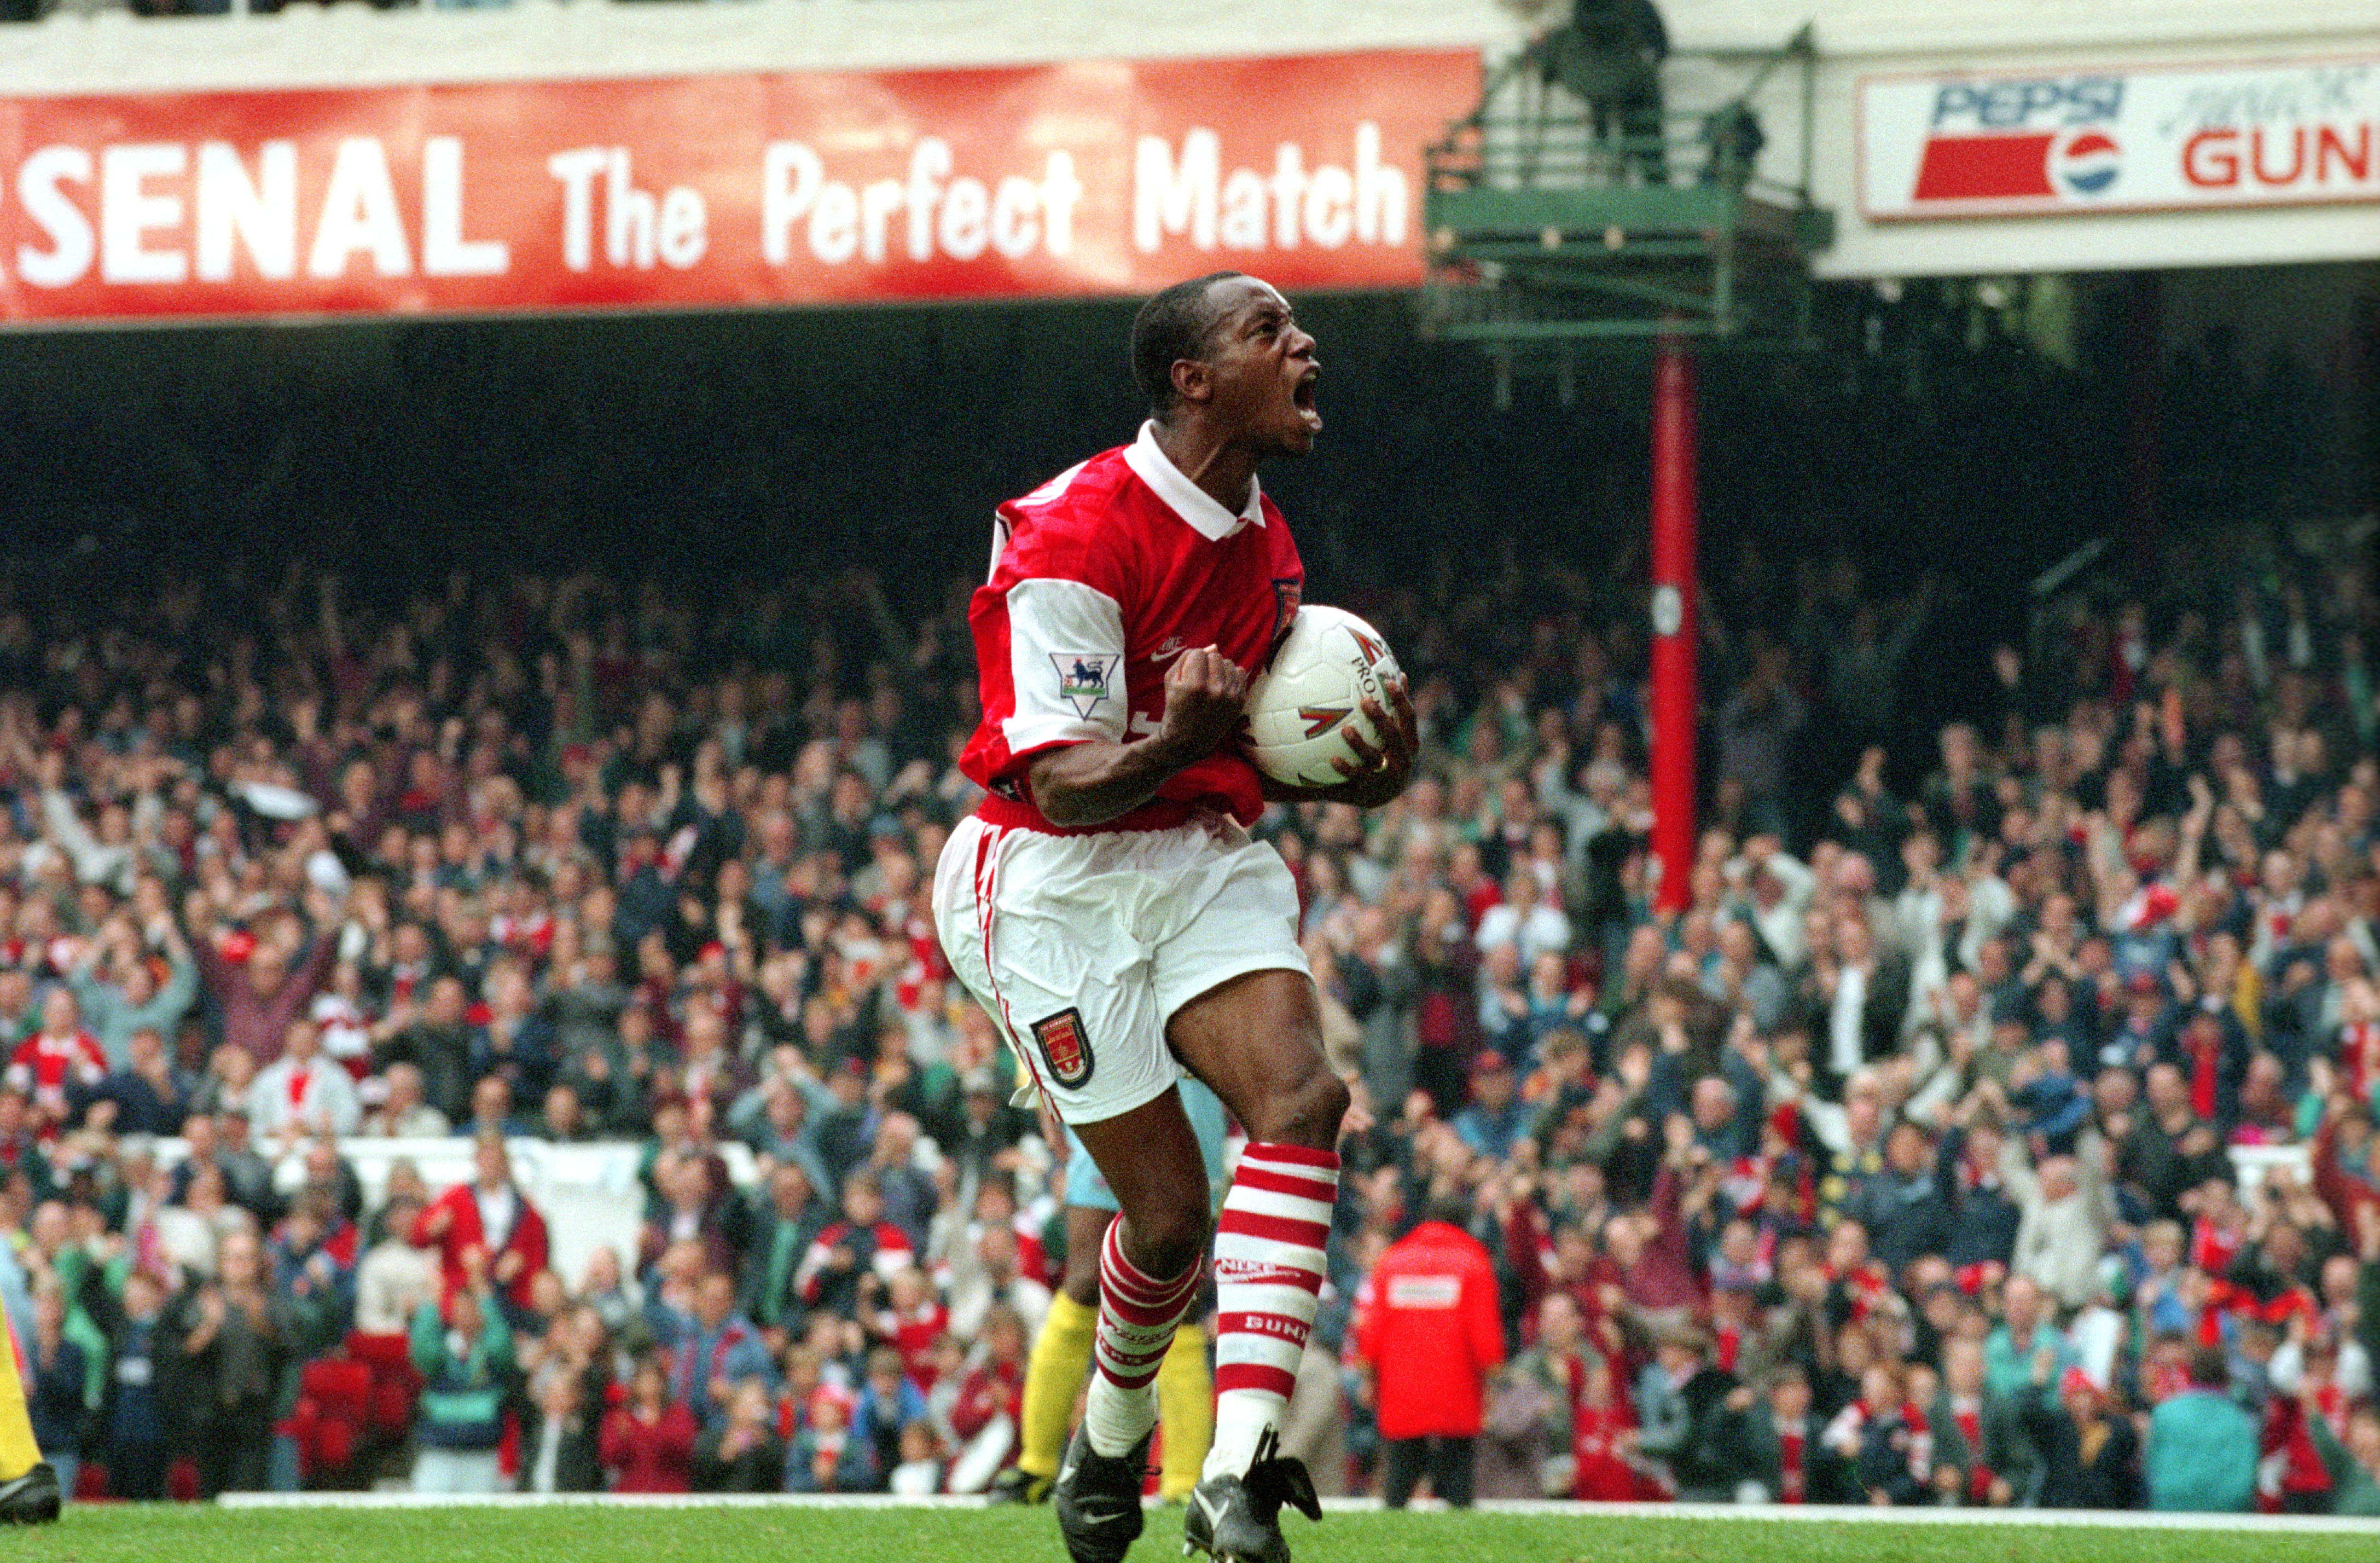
[1156,645,1248,761]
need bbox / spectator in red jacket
[600,1357,698,1493]
[7,987,107,1131]
[945,1303,1029,1495]
[411,1131,551,1314]
[1354,1199,1506,1508]
[2312,1101,2380,1238]
[794,1170,912,1317]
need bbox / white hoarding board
[1859,56,2380,221]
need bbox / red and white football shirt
[960,421,1304,832]
[8,1028,108,1114]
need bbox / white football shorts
[932,807,1309,1127]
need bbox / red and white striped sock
[1082,1215,1203,1457]
[1205,1141,1339,1481]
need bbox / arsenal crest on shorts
[1030,1008,1095,1090]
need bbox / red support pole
[1648,332,1698,914]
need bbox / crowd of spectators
[0,540,2373,1514]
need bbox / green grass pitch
[4,1507,2377,1563]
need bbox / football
[1239,604,1403,788]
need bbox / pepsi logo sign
[2054,131,2121,196]
[1861,58,2380,221]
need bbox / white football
[1239,605,1403,788]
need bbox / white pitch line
[212,1492,2380,1533]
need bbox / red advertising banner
[0,50,1477,322]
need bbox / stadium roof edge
[0,0,2364,97]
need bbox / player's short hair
[1130,272,1243,418]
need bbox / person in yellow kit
[0,1240,62,1522]
[995,1078,1228,1506]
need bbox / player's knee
[1132,1201,1212,1280]
[1109,1190,1210,1282]
[1247,1065,1348,1151]
[1062,1260,1101,1309]
[1302,1069,1352,1146]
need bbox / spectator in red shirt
[945,1303,1029,1495]
[873,1266,949,1391]
[795,1171,912,1317]
[411,1131,551,1314]
[6,988,107,1131]
[1354,1198,1506,1509]
[1602,1126,1706,1327]
[600,1358,698,1493]
[2312,1098,2380,1238]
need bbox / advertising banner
[1858,56,2380,221]
[0,49,1476,322]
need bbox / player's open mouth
[1292,366,1320,427]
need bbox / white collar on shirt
[475,1183,516,1240]
[1123,420,1265,542]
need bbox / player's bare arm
[1257,674,1420,809]
[1026,646,1249,826]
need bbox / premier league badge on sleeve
[1051,653,1122,720]
[1030,1008,1095,1090]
